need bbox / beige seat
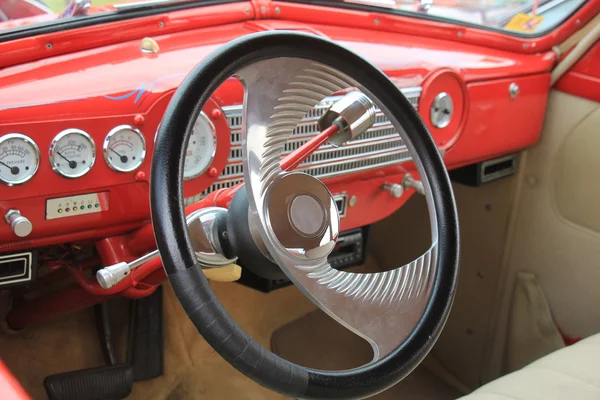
[460,333,600,400]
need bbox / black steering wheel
[151,31,459,399]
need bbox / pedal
[44,364,133,400]
[130,285,164,381]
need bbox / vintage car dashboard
[0,18,554,254]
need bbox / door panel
[485,90,600,382]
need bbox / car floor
[0,255,463,399]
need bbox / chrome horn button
[266,172,339,261]
[289,194,325,236]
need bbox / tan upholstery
[460,333,600,400]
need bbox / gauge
[49,129,96,178]
[183,112,217,180]
[0,133,40,186]
[103,125,146,172]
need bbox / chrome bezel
[183,111,217,181]
[103,125,146,173]
[0,133,40,186]
[49,129,96,179]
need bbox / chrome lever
[96,250,159,290]
[96,207,237,289]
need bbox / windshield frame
[0,0,242,42]
[280,0,589,38]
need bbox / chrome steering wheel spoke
[236,58,440,363]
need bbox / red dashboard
[0,9,553,254]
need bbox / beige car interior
[1,21,599,400]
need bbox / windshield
[0,0,587,36]
[344,0,587,34]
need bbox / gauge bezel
[183,111,217,181]
[0,133,41,186]
[49,128,96,179]
[103,125,147,173]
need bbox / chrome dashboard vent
[185,87,421,205]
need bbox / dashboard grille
[185,87,421,204]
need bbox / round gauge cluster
[0,133,40,186]
[103,125,146,172]
[183,112,217,180]
[49,129,96,178]
[1,113,218,185]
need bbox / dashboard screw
[211,109,222,120]
[260,6,266,13]
[374,18,380,25]
[159,21,164,28]
[457,31,463,37]
[134,114,145,125]
[245,7,250,13]
[349,195,357,207]
[46,43,53,49]
[275,7,280,13]
[135,171,146,181]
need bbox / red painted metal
[445,73,551,167]
[280,124,340,171]
[0,2,256,69]
[0,361,29,400]
[555,40,600,103]
[270,0,600,54]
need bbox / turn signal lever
[97,207,237,289]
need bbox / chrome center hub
[289,194,325,237]
[266,172,339,261]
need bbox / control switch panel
[46,192,109,220]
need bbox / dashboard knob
[402,173,425,195]
[4,209,32,238]
[382,183,404,198]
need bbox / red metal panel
[555,40,600,103]
[0,2,256,69]
[270,0,600,54]
[0,14,553,254]
[0,362,29,400]
[445,73,551,167]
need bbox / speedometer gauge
[183,112,216,180]
[0,133,40,186]
[103,125,146,172]
[49,129,96,178]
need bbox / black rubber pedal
[44,364,133,400]
[130,285,164,381]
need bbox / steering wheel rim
[151,31,459,399]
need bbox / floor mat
[0,280,316,399]
[0,254,459,399]
[271,309,462,400]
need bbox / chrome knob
[4,209,32,238]
[402,174,425,195]
[382,183,404,198]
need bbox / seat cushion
[460,333,600,400]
